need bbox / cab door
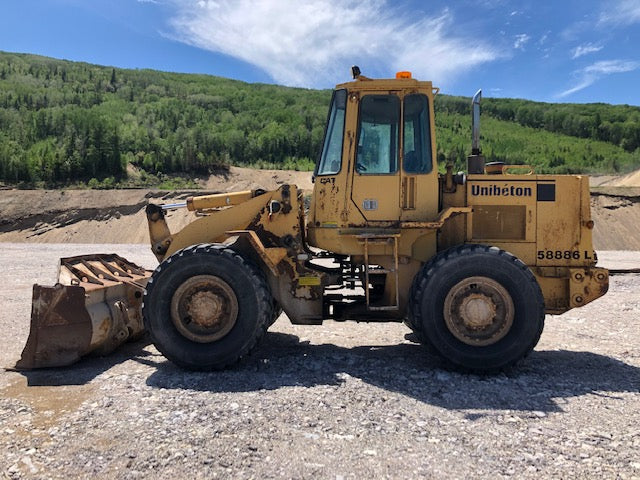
[350,92,439,224]
[399,93,439,222]
[349,93,402,224]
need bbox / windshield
[316,89,347,176]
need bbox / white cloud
[561,20,593,42]
[167,0,501,87]
[599,0,640,26]
[585,60,640,75]
[513,34,530,50]
[571,43,603,59]
[558,60,640,98]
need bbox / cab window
[356,95,400,175]
[316,89,347,176]
[403,94,432,174]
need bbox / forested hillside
[435,96,640,173]
[0,51,639,187]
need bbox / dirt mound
[0,167,639,250]
[614,169,640,187]
[199,165,313,191]
[0,189,194,243]
[591,191,640,250]
[591,167,640,187]
[0,167,313,244]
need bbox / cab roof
[335,75,437,95]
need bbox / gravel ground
[1,244,639,479]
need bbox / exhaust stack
[471,89,482,155]
[467,89,485,174]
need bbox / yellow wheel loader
[18,68,609,373]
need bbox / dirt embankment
[0,166,313,244]
[589,169,640,250]
[590,190,640,250]
[0,189,194,244]
[1,166,639,250]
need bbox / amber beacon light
[395,71,412,79]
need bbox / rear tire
[410,244,544,372]
[143,244,273,370]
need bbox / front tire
[268,300,283,327]
[143,244,273,370]
[410,244,544,372]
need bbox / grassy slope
[436,112,637,174]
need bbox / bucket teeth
[16,254,151,369]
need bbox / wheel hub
[459,293,497,328]
[170,275,238,343]
[443,276,514,346]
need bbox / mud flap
[15,254,151,369]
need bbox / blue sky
[1,0,640,105]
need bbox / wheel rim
[443,276,514,346]
[170,275,238,343]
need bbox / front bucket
[16,254,151,369]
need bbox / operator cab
[308,68,440,254]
